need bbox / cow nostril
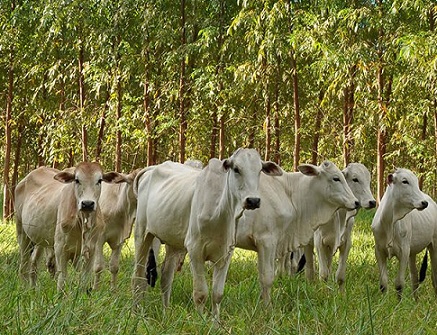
[421,201,428,209]
[245,197,261,210]
[354,201,360,209]
[81,200,95,211]
[369,200,377,209]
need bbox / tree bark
[96,89,109,163]
[178,0,187,163]
[3,0,14,222]
[291,51,301,172]
[311,90,324,165]
[78,40,88,162]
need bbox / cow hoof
[379,285,386,293]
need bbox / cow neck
[287,172,341,229]
[375,185,400,246]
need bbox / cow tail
[146,249,158,288]
[419,249,428,283]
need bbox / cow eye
[233,167,240,174]
[353,178,359,183]
[97,179,102,185]
[402,180,409,185]
[75,178,80,184]
[333,177,341,182]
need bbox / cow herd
[13,148,437,321]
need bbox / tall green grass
[2,211,437,334]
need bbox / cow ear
[103,172,130,184]
[222,159,232,172]
[54,171,75,183]
[298,164,319,176]
[387,173,394,185]
[262,161,282,176]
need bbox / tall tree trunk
[376,0,386,203]
[78,40,88,162]
[10,122,23,217]
[343,66,356,167]
[264,57,271,161]
[3,0,14,222]
[291,51,301,172]
[273,57,281,165]
[211,0,225,160]
[96,89,109,163]
[311,90,324,165]
[179,0,187,163]
[115,35,122,172]
[419,112,427,190]
[144,77,155,166]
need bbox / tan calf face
[54,162,128,214]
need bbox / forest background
[1,0,437,221]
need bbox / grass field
[1,210,437,334]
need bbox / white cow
[235,161,360,303]
[372,168,436,298]
[301,163,376,290]
[93,169,140,290]
[132,149,281,321]
[14,162,128,292]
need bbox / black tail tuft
[419,249,428,283]
[146,249,158,288]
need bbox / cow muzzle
[244,197,261,210]
[417,200,428,211]
[80,200,96,212]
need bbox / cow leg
[409,254,419,300]
[257,242,275,304]
[161,246,185,308]
[336,224,353,292]
[16,219,33,284]
[395,246,409,300]
[132,228,155,306]
[189,253,208,315]
[304,243,315,281]
[211,253,233,322]
[30,245,44,286]
[375,245,389,293]
[55,241,68,293]
[428,246,437,296]
[108,243,124,290]
[316,237,332,282]
[45,248,56,278]
[93,234,106,290]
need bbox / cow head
[343,163,376,209]
[223,148,282,211]
[387,168,428,214]
[54,162,129,215]
[298,161,360,211]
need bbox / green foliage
[1,0,437,194]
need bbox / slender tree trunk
[179,0,187,163]
[343,65,356,167]
[211,0,225,160]
[419,112,427,190]
[115,35,122,172]
[3,1,14,221]
[263,57,271,161]
[288,1,301,171]
[10,122,23,217]
[96,89,109,163]
[291,51,301,171]
[273,57,281,165]
[78,40,88,162]
[311,90,324,165]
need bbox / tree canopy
[1,0,437,219]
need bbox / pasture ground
[1,210,437,334]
